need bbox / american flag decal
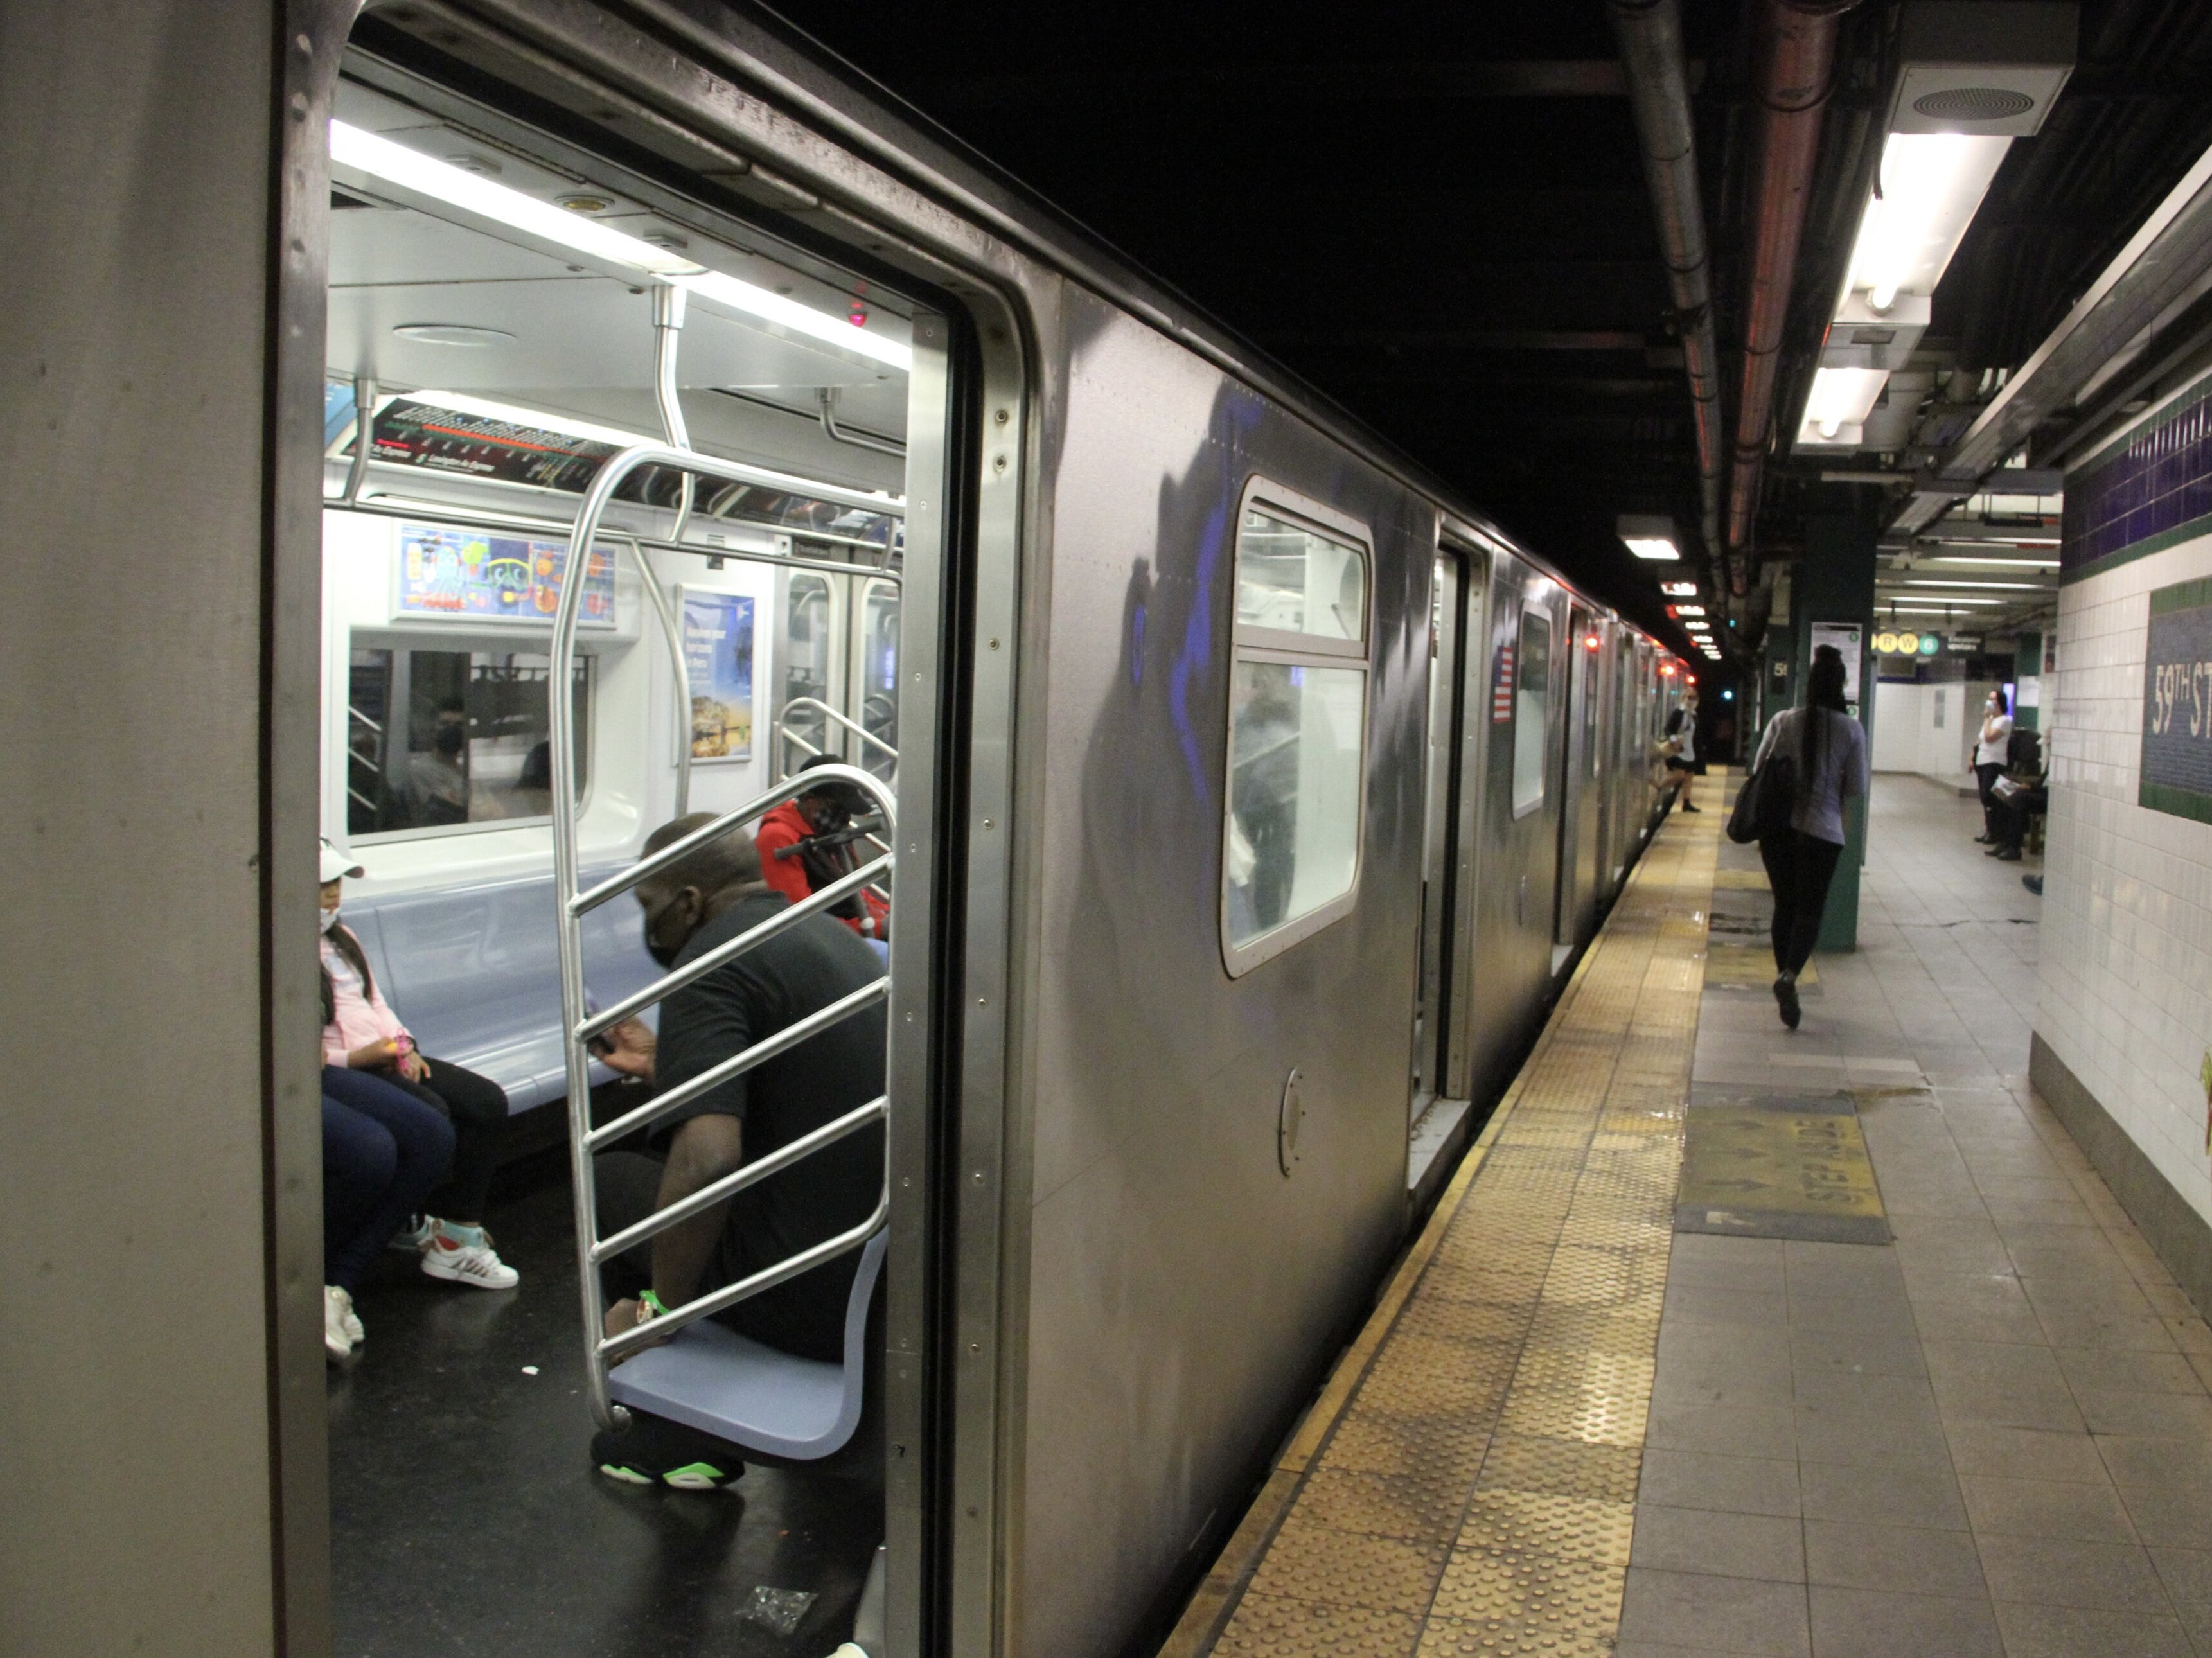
[1492,641,1516,723]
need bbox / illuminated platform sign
[2143,578,2212,825]
[1873,630,1943,657]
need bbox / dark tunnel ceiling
[756,1,2212,657]
[758,1,1739,649]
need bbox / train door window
[349,644,589,835]
[857,577,899,779]
[779,572,838,775]
[1510,609,1552,815]
[1221,484,1372,976]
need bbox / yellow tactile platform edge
[1162,786,1723,1658]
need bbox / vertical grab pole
[549,457,640,1432]
[652,283,695,545]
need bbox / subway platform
[1167,773,2212,1658]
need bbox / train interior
[311,42,1688,1658]
[320,59,925,1658]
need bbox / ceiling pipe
[1607,0,1728,601]
[1726,0,1861,592]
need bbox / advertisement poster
[397,523,615,627]
[2141,577,2212,825]
[683,590,756,763]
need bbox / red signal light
[1584,633,1601,651]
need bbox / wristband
[639,1289,671,1321]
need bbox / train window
[1222,485,1372,976]
[348,644,589,837]
[1511,610,1552,815]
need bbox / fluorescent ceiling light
[402,389,658,448]
[328,119,911,371]
[1804,366,1889,440]
[1933,536,2060,548]
[1882,599,1999,610]
[1661,581,1697,596]
[1927,555,2060,567]
[1624,537,1679,561]
[1904,578,2046,590]
[1846,133,2012,312]
[1671,604,1707,617]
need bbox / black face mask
[642,890,701,969]
[434,724,465,757]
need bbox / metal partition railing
[773,695,899,783]
[547,443,907,1429]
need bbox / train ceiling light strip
[327,121,912,372]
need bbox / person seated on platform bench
[754,754,890,949]
[1985,728,2046,864]
[588,811,889,1488]
[318,839,519,1289]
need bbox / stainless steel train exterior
[2,3,1685,1656]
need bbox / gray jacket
[1754,707,1868,845]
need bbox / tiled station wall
[2039,373,2212,1239]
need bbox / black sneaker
[593,1415,745,1491]
[1974,834,1994,844]
[1773,973,1801,1030]
[1996,846,2022,861]
[1680,802,1701,813]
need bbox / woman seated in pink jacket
[319,840,518,1290]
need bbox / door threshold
[1408,1095,1474,1208]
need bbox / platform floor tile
[1167,790,1722,1658]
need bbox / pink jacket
[321,931,409,1066]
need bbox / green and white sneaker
[592,1418,743,1491]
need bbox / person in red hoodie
[754,754,890,947]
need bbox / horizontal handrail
[601,1193,889,1364]
[323,494,903,586]
[591,1094,886,1264]
[347,704,385,737]
[577,854,890,1043]
[586,975,889,1152]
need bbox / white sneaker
[324,1286,359,1360]
[420,1221,520,1290]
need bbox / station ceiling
[761,0,2212,657]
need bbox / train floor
[1171,772,2212,1658]
[327,1153,878,1657]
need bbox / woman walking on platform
[1753,644,1868,1029]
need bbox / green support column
[1794,502,1879,950]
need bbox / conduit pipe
[1607,0,1727,599]
[1726,0,1860,590]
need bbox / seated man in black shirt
[590,811,887,1485]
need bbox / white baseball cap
[320,838,366,883]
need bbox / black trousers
[594,1148,856,1363]
[383,1057,508,1223]
[1758,829,1845,978]
[1974,762,2005,836]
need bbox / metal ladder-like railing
[547,441,907,1430]
[773,695,899,783]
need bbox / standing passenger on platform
[1971,690,2013,844]
[317,840,520,1289]
[1752,645,1868,1030]
[1664,688,1701,813]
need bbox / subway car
[8,4,1688,1658]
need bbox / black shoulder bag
[1728,714,1800,845]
